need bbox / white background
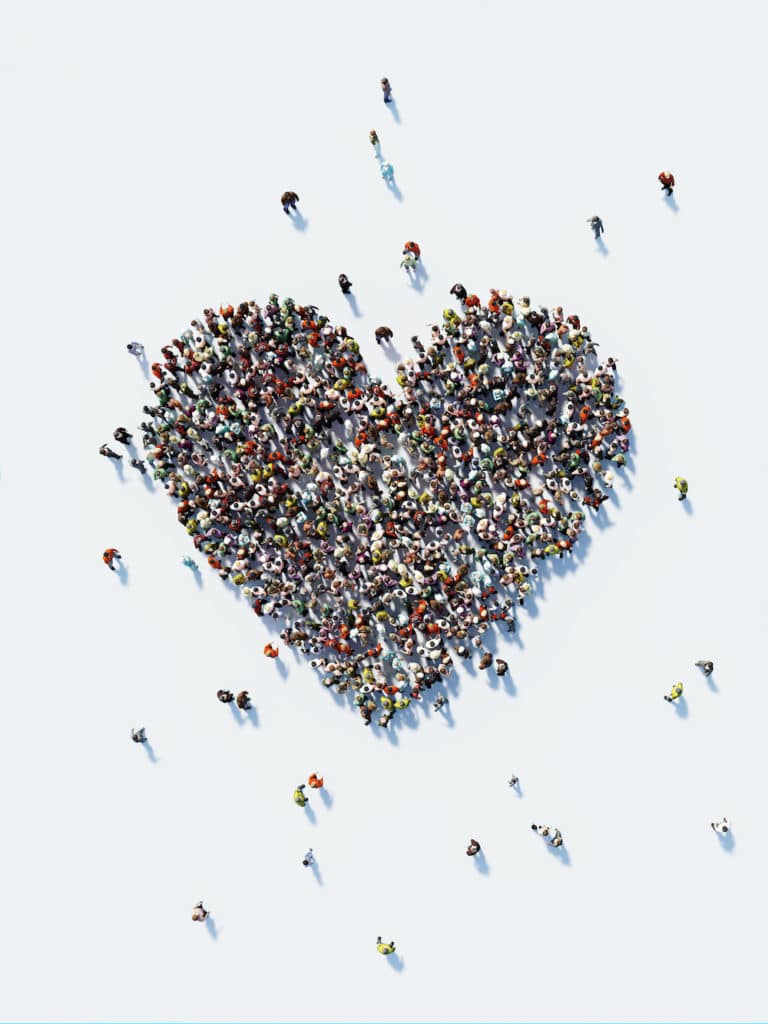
[3,1,768,1020]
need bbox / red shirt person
[658,170,675,196]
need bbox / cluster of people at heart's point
[110,285,637,733]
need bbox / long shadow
[228,703,246,728]
[343,293,363,319]
[672,695,689,719]
[205,915,219,940]
[116,562,129,586]
[386,952,404,972]
[386,99,401,124]
[304,803,317,825]
[704,673,719,693]
[319,788,333,808]
[715,830,735,853]
[275,659,288,679]
[245,706,259,727]
[547,843,571,866]
[309,860,324,885]
[109,458,126,483]
[190,566,203,588]
[291,211,308,232]
[473,849,490,875]
[142,741,158,763]
[595,237,609,257]
[663,194,679,214]
[385,178,403,202]
[140,471,155,492]
[682,498,693,516]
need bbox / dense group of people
[120,284,630,730]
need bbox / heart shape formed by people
[139,290,630,728]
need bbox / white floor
[3,2,768,1020]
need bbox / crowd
[118,282,632,731]
[98,72,724,952]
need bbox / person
[450,283,467,302]
[695,660,714,676]
[217,689,235,703]
[236,690,251,710]
[478,651,492,670]
[664,681,684,703]
[293,784,308,807]
[466,838,481,856]
[508,775,519,788]
[103,548,121,571]
[375,326,394,346]
[302,848,315,867]
[674,476,688,501]
[369,129,379,148]
[99,443,122,460]
[711,818,729,834]
[376,937,396,955]
[550,828,564,847]
[281,190,299,215]
[130,457,147,474]
[432,694,448,712]
[308,772,324,789]
[403,241,421,261]
[495,658,509,677]
[658,170,675,196]
[588,216,604,240]
[531,824,550,837]
[182,555,199,571]
[131,727,147,743]
[338,274,352,294]
[380,161,394,183]
[113,427,133,445]
[400,252,417,272]
[381,78,392,103]
[127,342,145,356]
[191,901,208,922]
[264,643,279,658]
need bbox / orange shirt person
[102,548,121,571]
[308,773,324,789]
[264,643,279,658]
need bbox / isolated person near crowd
[674,476,689,501]
[103,547,122,571]
[99,443,122,460]
[695,660,714,676]
[338,273,352,294]
[281,190,299,215]
[217,689,234,704]
[380,78,392,103]
[293,784,309,807]
[308,772,324,789]
[369,129,379,148]
[113,427,133,445]
[377,936,396,954]
[302,848,315,867]
[126,342,144,357]
[375,325,394,346]
[588,216,604,241]
[664,681,684,703]
[236,690,251,710]
[466,838,481,856]
[191,901,208,922]
[658,170,675,196]
[711,818,729,834]
[131,727,147,743]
